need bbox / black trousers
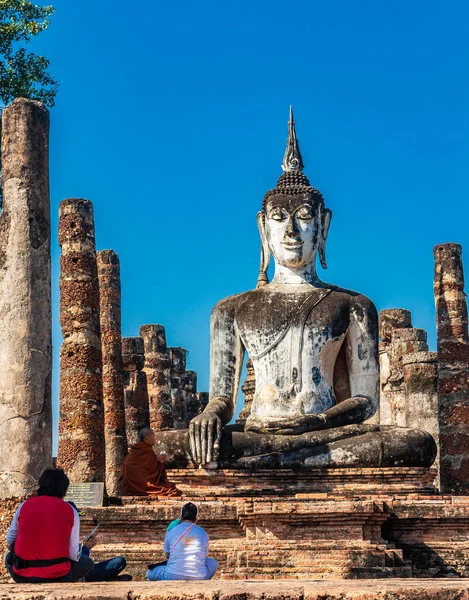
[5,552,94,583]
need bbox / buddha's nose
[285,216,300,239]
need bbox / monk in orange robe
[121,427,181,497]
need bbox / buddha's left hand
[250,414,327,435]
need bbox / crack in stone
[0,397,46,429]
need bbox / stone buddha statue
[155,108,436,470]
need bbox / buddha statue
[154,108,436,470]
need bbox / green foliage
[0,1,58,107]
[0,1,57,207]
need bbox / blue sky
[28,0,469,443]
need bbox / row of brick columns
[56,198,208,494]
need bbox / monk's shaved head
[139,426,154,443]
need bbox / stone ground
[1,579,469,599]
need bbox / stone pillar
[384,328,429,426]
[0,98,52,500]
[169,347,188,429]
[403,350,439,486]
[238,359,256,424]
[196,392,209,414]
[379,310,412,426]
[434,243,469,494]
[140,324,173,431]
[97,250,127,496]
[122,336,149,446]
[183,370,198,424]
[58,199,104,482]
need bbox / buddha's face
[265,194,319,269]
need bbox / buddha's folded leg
[236,427,437,470]
[154,423,381,468]
[226,423,380,459]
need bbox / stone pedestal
[434,243,469,494]
[97,250,127,496]
[0,98,52,500]
[57,198,104,482]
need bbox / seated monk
[121,427,181,496]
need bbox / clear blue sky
[29,0,469,445]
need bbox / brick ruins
[5,99,469,592]
[57,198,105,483]
[97,250,127,497]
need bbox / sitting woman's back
[147,502,218,581]
[165,521,209,579]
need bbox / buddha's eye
[269,207,286,221]
[296,207,313,220]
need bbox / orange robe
[120,442,181,497]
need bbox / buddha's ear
[318,208,332,270]
[256,211,270,288]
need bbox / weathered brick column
[97,250,127,496]
[58,199,104,482]
[169,347,188,428]
[0,98,52,501]
[140,324,173,431]
[403,350,439,486]
[238,359,256,424]
[122,336,149,446]
[197,392,209,414]
[182,370,198,424]
[379,309,412,426]
[434,243,469,493]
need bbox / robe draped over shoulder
[120,442,181,497]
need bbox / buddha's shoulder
[211,290,257,316]
[328,285,377,315]
[212,286,377,316]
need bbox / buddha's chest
[235,289,350,361]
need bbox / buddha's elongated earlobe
[256,211,270,287]
[318,208,332,270]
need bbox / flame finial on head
[281,106,304,172]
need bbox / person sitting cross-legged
[4,468,94,583]
[82,536,132,582]
[60,502,132,583]
[146,502,218,581]
[120,426,181,497]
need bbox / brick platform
[82,497,411,580]
[72,467,469,581]
[164,467,438,498]
[2,579,469,600]
[5,468,469,584]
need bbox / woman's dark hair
[38,468,70,498]
[180,502,198,522]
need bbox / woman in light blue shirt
[147,502,218,581]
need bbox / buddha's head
[257,108,332,286]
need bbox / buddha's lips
[282,241,304,249]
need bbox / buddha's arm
[322,294,379,427]
[189,299,245,465]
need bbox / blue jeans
[85,555,127,582]
[147,557,218,581]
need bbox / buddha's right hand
[189,411,222,467]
